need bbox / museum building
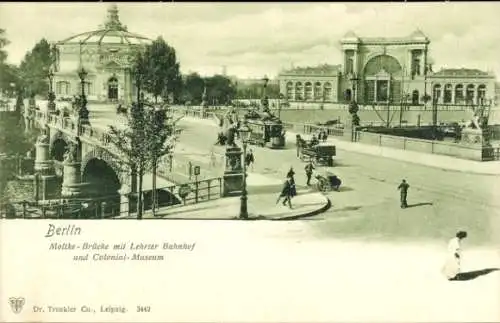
[51,4,151,104]
[278,30,496,106]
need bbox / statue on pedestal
[63,142,78,163]
[37,129,49,144]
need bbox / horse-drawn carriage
[315,171,342,192]
[296,134,336,166]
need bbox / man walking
[276,177,293,209]
[397,179,410,208]
[305,161,315,186]
[245,149,255,171]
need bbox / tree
[348,101,360,127]
[0,114,36,156]
[205,75,236,105]
[108,102,178,219]
[0,29,21,95]
[18,38,52,97]
[108,102,148,219]
[0,28,9,65]
[108,49,178,219]
[144,104,180,215]
[142,37,182,104]
[181,72,205,105]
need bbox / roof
[431,68,493,78]
[57,4,150,46]
[341,29,429,44]
[279,64,342,76]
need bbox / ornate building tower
[52,4,151,105]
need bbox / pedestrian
[304,161,315,186]
[310,134,319,147]
[397,179,410,208]
[296,134,302,157]
[442,231,468,280]
[276,177,293,209]
[322,130,328,142]
[286,167,297,197]
[245,149,254,170]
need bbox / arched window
[443,84,452,104]
[295,82,303,101]
[477,84,486,105]
[286,82,293,99]
[432,84,441,103]
[466,84,475,104]
[304,82,313,101]
[108,77,119,100]
[314,82,322,100]
[454,84,464,104]
[323,82,332,102]
[412,90,419,105]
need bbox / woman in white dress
[442,231,468,280]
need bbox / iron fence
[0,176,223,219]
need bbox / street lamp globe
[78,67,87,81]
[238,122,252,143]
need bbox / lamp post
[349,73,359,103]
[238,121,252,219]
[47,69,56,113]
[261,75,269,112]
[77,66,90,125]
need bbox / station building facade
[51,4,151,104]
[278,30,496,107]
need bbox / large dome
[57,4,150,46]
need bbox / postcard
[1,2,499,322]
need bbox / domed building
[52,4,151,104]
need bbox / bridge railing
[282,121,345,137]
[0,177,223,219]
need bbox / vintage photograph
[0,2,499,322]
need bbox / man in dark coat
[305,161,315,186]
[286,167,297,197]
[397,179,410,208]
[245,149,254,169]
[276,177,293,208]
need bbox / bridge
[21,101,224,218]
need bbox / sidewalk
[177,116,500,176]
[289,132,500,176]
[117,189,330,221]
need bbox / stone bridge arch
[81,147,126,189]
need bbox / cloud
[1,2,499,78]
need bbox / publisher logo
[9,297,25,314]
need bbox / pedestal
[61,162,83,197]
[34,174,60,201]
[34,142,53,175]
[460,127,494,161]
[343,123,356,142]
[222,146,244,197]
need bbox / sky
[1,2,499,79]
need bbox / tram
[245,111,286,149]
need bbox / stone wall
[356,131,488,161]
